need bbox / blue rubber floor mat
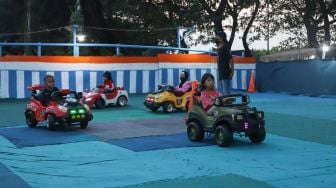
[0,126,99,148]
[0,162,30,188]
[108,133,215,152]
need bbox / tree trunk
[81,0,111,55]
[213,15,224,33]
[303,0,319,49]
[242,0,260,57]
[317,0,331,45]
[228,11,238,50]
[24,0,33,55]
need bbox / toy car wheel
[80,121,88,129]
[149,107,159,112]
[249,127,266,143]
[59,123,66,129]
[163,102,174,113]
[215,125,233,147]
[117,95,128,107]
[95,98,105,109]
[25,111,37,128]
[46,114,56,131]
[187,121,204,141]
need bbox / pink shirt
[201,89,220,111]
[175,81,192,92]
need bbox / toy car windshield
[213,94,250,107]
[52,90,81,103]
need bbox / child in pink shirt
[200,73,221,114]
[175,71,191,92]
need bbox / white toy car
[82,87,128,108]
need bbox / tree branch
[200,0,213,15]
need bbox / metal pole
[116,47,120,56]
[177,26,181,48]
[72,25,79,56]
[298,38,301,60]
[37,42,41,56]
[267,0,270,54]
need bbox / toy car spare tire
[25,111,37,128]
[46,114,56,131]
[215,125,233,147]
[249,127,266,143]
[163,102,174,113]
[80,121,88,129]
[117,95,128,107]
[187,121,204,141]
[95,98,105,109]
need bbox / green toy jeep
[185,93,266,147]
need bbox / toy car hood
[27,84,45,91]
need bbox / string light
[0,26,68,36]
[86,26,177,32]
[0,25,178,37]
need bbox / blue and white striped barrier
[0,58,255,98]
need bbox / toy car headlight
[232,114,244,121]
[146,97,154,102]
[78,109,86,114]
[58,106,67,113]
[257,111,264,119]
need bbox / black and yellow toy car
[185,93,266,147]
[144,84,191,113]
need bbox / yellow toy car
[144,84,191,113]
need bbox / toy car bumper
[242,119,265,134]
[56,113,93,124]
[230,119,265,133]
[144,100,162,109]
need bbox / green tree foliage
[254,0,336,51]
[0,0,335,56]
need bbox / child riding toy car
[185,84,266,147]
[25,84,93,130]
[82,86,128,109]
[144,83,191,113]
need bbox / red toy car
[24,84,93,130]
[82,87,128,109]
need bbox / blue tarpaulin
[256,60,336,96]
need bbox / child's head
[201,73,215,91]
[103,71,112,81]
[180,71,189,82]
[44,75,55,90]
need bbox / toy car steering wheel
[51,91,63,102]
[167,85,175,91]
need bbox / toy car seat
[104,88,114,94]
[222,97,236,105]
[173,90,186,97]
[188,80,202,112]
